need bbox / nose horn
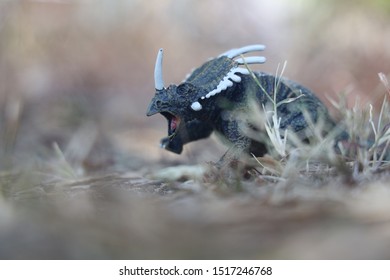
[154,48,165,90]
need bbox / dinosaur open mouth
[161,112,181,138]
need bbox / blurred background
[0,0,389,171]
[1,0,390,259]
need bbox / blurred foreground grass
[0,0,390,259]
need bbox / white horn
[220,44,266,59]
[154,48,165,90]
[234,56,267,65]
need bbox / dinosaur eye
[176,84,188,96]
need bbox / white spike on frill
[220,44,266,59]
[191,101,202,111]
[189,44,267,111]
[190,66,249,111]
[235,56,267,65]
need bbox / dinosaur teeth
[168,116,180,137]
[161,112,180,137]
[170,116,178,132]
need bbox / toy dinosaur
[146,45,339,164]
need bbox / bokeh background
[1,0,390,168]
[1,0,390,259]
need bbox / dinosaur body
[146,45,338,162]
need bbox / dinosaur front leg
[216,139,250,168]
[214,117,254,168]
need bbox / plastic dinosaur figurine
[146,45,338,164]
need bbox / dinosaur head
[146,82,205,154]
[146,46,266,154]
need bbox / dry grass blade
[379,72,390,96]
[242,63,390,183]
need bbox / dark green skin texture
[147,71,342,163]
